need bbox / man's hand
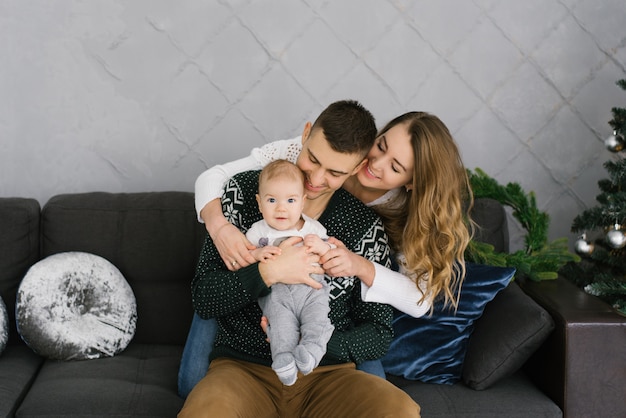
[260,316,270,343]
[258,236,324,288]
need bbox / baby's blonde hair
[258,159,305,193]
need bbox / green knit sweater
[192,170,393,366]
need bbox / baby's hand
[250,246,281,263]
[304,234,331,256]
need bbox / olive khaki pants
[178,357,420,418]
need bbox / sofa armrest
[518,277,626,418]
[0,197,40,345]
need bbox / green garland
[465,168,580,281]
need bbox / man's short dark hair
[311,100,376,158]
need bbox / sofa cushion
[0,198,40,345]
[0,296,7,354]
[462,281,555,390]
[15,343,184,418]
[381,263,515,384]
[16,252,137,360]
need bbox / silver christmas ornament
[606,224,626,249]
[604,131,625,152]
[574,234,594,256]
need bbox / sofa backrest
[3,193,509,348]
[0,198,41,345]
[40,192,206,345]
[470,198,509,253]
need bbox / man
[178,100,420,417]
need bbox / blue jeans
[178,314,217,398]
[177,313,386,398]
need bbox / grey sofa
[1,192,624,418]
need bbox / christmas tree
[560,79,626,316]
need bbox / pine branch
[585,280,626,298]
[468,168,549,252]
[584,280,626,315]
[465,168,580,281]
[571,206,613,231]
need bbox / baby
[247,159,334,386]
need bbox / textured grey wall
[2,0,625,250]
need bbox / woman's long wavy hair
[372,112,474,312]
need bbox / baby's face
[256,178,306,231]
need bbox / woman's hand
[203,199,256,271]
[211,222,257,271]
[320,237,376,287]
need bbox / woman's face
[355,123,414,192]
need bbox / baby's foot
[294,345,316,375]
[273,353,298,386]
[274,361,297,386]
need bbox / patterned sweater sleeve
[191,173,269,319]
[321,193,394,365]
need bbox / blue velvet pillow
[381,262,515,384]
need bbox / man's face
[296,127,365,202]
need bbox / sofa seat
[388,371,561,418]
[0,345,43,418]
[14,344,184,417]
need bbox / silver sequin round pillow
[0,296,8,354]
[16,252,137,360]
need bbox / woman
[179,111,473,397]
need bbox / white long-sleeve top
[194,136,431,318]
[195,137,303,221]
